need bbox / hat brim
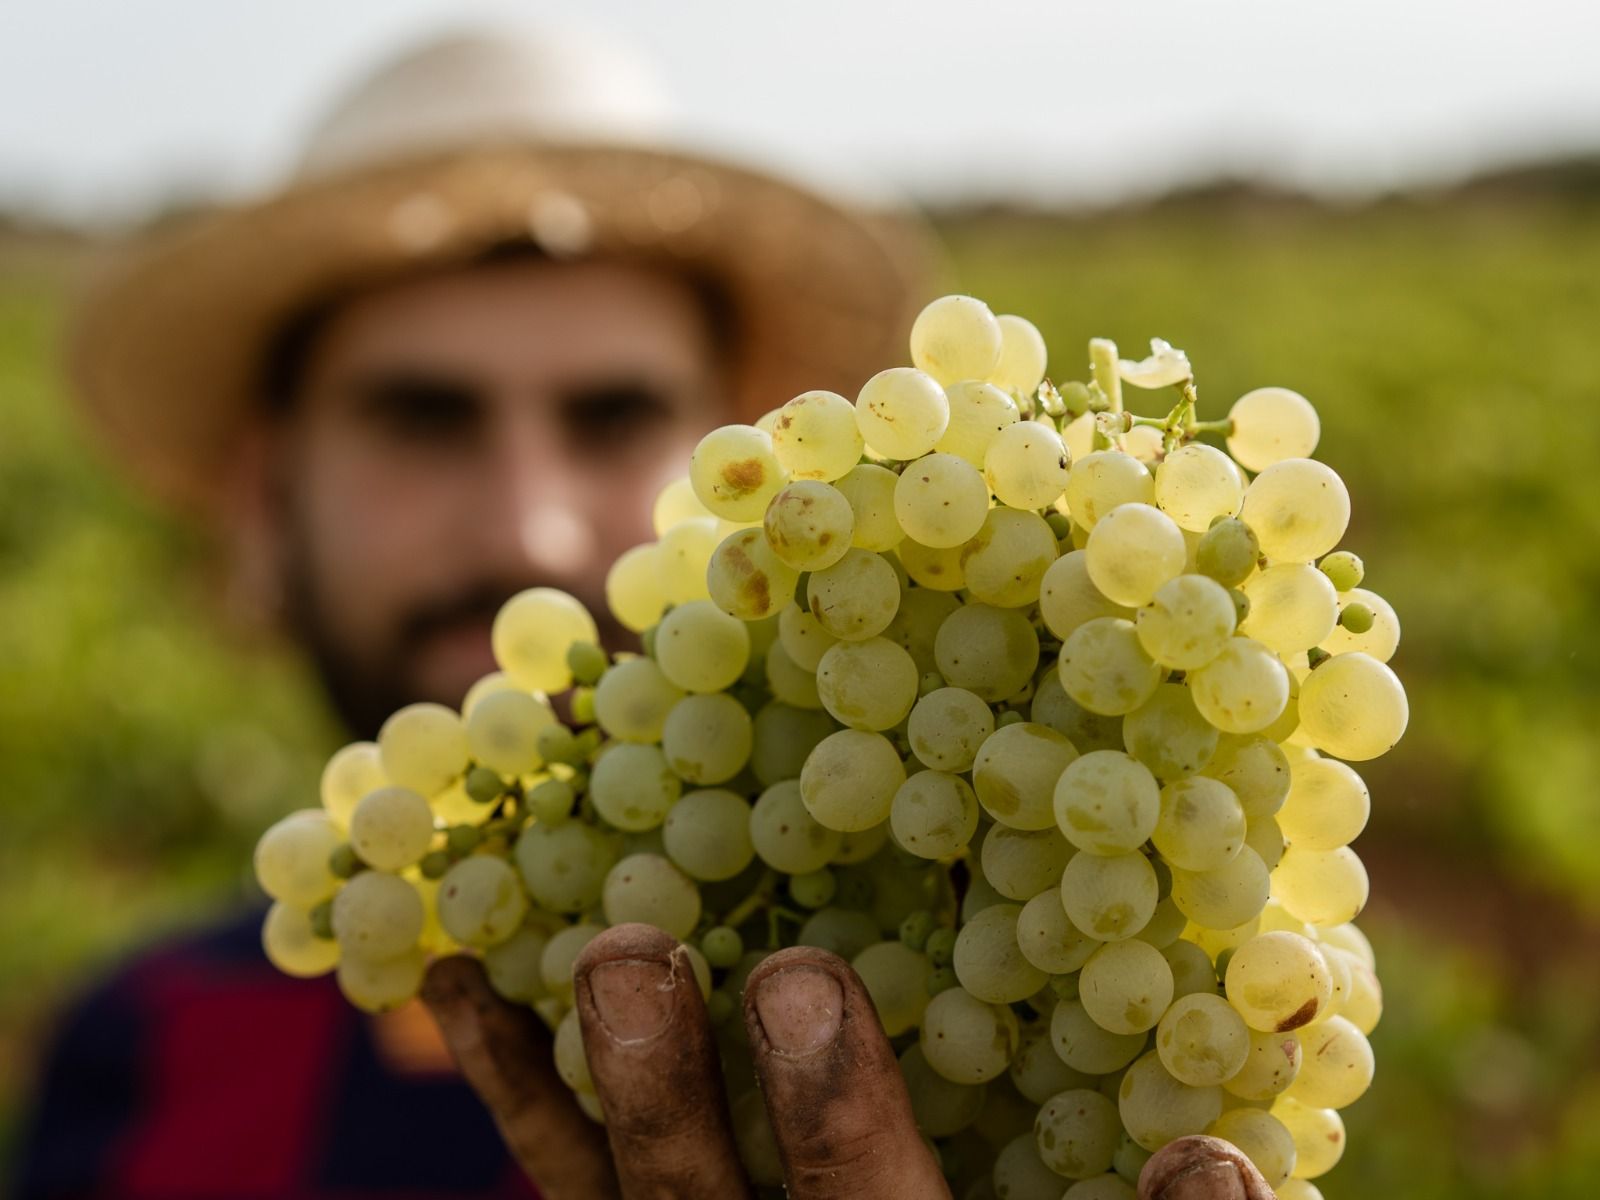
[70,143,942,512]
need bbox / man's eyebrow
[340,365,488,400]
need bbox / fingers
[1138,1135,1277,1200]
[574,923,752,1200]
[744,946,949,1200]
[421,955,620,1199]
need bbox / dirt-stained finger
[1138,1135,1278,1200]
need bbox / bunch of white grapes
[255,294,1403,1200]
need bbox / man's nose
[475,414,599,583]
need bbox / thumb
[1138,1135,1277,1200]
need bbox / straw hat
[70,29,941,512]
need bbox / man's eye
[562,383,675,447]
[357,380,481,441]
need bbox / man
[17,28,1271,1200]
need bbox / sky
[2,0,1599,222]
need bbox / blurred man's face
[269,258,732,737]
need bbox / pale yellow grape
[1273,845,1369,925]
[1061,850,1158,942]
[1317,921,1376,969]
[1017,889,1100,974]
[856,367,950,459]
[436,855,527,946]
[749,779,844,869]
[749,702,838,787]
[482,925,553,1003]
[605,542,667,632]
[831,821,891,865]
[922,986,1021,1083]
[989,313,1049,394]
[910,294,1003,385]
[1065,451,1154,529]
[708,527,800,621]
[1061,411,1095,463]
[1203,735,1291,820]
[539,922,604,1004]
[1249,814,1288,872]
[1288,1015,1373,1110]
[1052,998,1148,1075]
[771,389,863,481]
[1227,387,1320,473]
[954,903,1048,1004]
[883,588,960,674]
[660,787,754,881]
[899,1044,986,1137]
[654,600,750,693]
[935,603,1039,702]
[1240,564,1339,655]
[777,603,837,671]
[908,686,994,772]
[1135,895,1189,950]
[658,517,719,604]
[1136,574,1237,670]
[651,474,714,534]
[262,901,340,977]
[1053,750,1160,855]
[466,688,554,777]
[589,742,680,831]
[516,822,616,913]
[1339,954,1383,1035]
[762,480,855,570]
[602,853,701,939]
[1065,1177,1138,1200]
[897,537,966,591]
[797,907,880,960]
[331,869,425,960]
[1153,777,1246,872]
[1277,1184,1325,1200]
[1207,1108,1297,1188]
[760,640,819,709]
[378,702,469,796]
[593,656,683,742]
[852,940,931,1035]
[349,785,435,871]
[1011,1021,1094,1104]
[983,419,1072,511]
[805,548,900,641]
[1224,931,1333,1032]
[973,721,1079,831]
[992,1133,1072,1200]
[1154,991,1250,1089]
[961,507,1057,608]
[1272,1096,1345,1179]
[981,825,1073,901]
[1322,586,1400,662]
[937,380,1021,466]
[798,729,906,833]
[552,1007,593,1094]
[1297,652,1408,761]
[1256,899,1314,940]
[1034,1087,1121,1179]
[661,694,753,784]
[890,770,979,859]
[461,671,529,721]
[254,810,343,907]
[1058,617,1163,717]
[492,588,599,693]
[1163,938,1219,1000]
[1085,503,1186,608]
[833,463,903,551]
[320,743,387,830]
[1124,424,1165,466]
[1123,684,1220,780]
[1225,1028,1304,1100]
[1188,638,1290,735]
[1170,847,1270,930]
[1279,757,1369,850]
[1118,1050,1224,1152]
[892,452,989,548]
[1154,443,1244,531]
[689,423,787,521]
[1039,550,1133,643]
[338,947,426,1013]
[1080,939,1174,1035]
[1239,459,1350,564]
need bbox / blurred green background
[3,174,1599,1197]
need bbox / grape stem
[721,869,778,930]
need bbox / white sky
[2,0,1598,221]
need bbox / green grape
[657,516,720,605]
[331,869,424,960]
[764,640,823,709]
[983,419,1072,510]
[697,925,742,969]
[465,689,554,777]
[320,742,387,831]
[1079,1169,1139,1199]
[1060,850,1158,942]
[815,637,919,731]
[932,605,1038,705]
[884,587,961,674]
[749,702,838,787]
[1080,939,1174,1035]
[1278,757,1369,850]
[961,507,1058,608]
[1050,997,1145,1075]
[1031,670,1125,753]
[1034,1088,1121,1180]
[833,463,904,551]
[479,924,553,1003]
[262,901,341,978]
[1194,517,1260,588]
[797,907,880,960]
[378,702,469,796]
[1040,549,1133,640]
[970,721,1078,831]
[799,729,905,832]
[1337,600,1375,634]
[1321,587,1399,661]
[255,811,343,907]
[1188,638,1290,735]
[540,922,605,1004]
[661,788,754,881]
[1053,749,1161,856]
[899,909,936,950]
[1272,845,1370,926]
[900,1043,988,1137]
[708,527,801,621]
[436,855,527,946]
[1058,617,1163,717]
[921,985,1021,1083]
[896,536,967,591]
[907,686,995,772]
[1225,1027,1304,1101]
[989,313,1049,395]
[1317,550,1363,592]
[763,479,855,571]
[1202,734,1291,820]
[1010,1020,1093,1105]
[689,423,788,521]
[993,1132,1072,1200]
[893,452,990,547]
[514,821,617,913]
[349,786,435,873]
[337,947,427,1014]
[1162,938,1219,1001]
[1224,931,1333,1032]
[492,587,599,693]
[1207,1108,1297,1188]
[1155,992,1250,1086]
[953,903,1047,1004]
[982,825,1074,901]
[1064,451,1154,529]
[1239,563,1339,655]
[655,600,751,693]
[1154,443,1244,532]
[852,940,932,1035]
[778,602,838,671]
[790,867,837,908]
[771,389,864,482]
[856,367,951,459]
[593,656,684,743]
[890,770,980,860]
[1272,1096,1345,1179]
[601,853,701,939]
[1122,684,1220,780]
[924,925,959,967]
[589,742,680,832]
[1169,846,1270,931]
[1118,1049,1224,1152]
[1017,889,1099,974]
[937,380,1021,466]
[1085,503,1187,608]
[750,779,844,871]
[910,294,1003,386]
[1135,574,1237,670]
[605,542,667,632]
[1134,895,1188,950]
[806,548,901,641]
[1226,387,1320,473]
[1152,777,1246,872]
[661,693,753,785]
[553,1006,593,1094]
[1297,651,1408,761]
[1239,459,1349,564]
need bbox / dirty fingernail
[586,958,676,1043]
[753,964,843,1056]
[1151,1160,1248,1200]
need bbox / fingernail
[1152,1160,1248,1200]
[753,964,843,1056]
[586,958,676,1043]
